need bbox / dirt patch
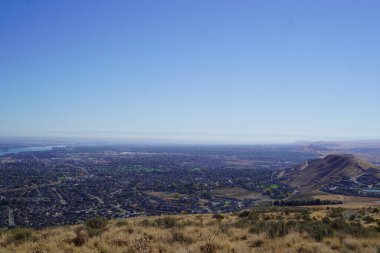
[211,187,269,200]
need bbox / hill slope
[0,207,379,253]
[279,154,380,196]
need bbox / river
[0,146,63,156]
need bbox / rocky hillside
[278,154,380,196]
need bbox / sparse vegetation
[115,220,128,227]
[170,230,193,244]
[0,207,379,253]
[84,216,108,237]
[6,228,34,245]
[212,213,225,221]
[154,216,177,228]
[85,216,108,230]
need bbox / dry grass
[0,209,379,253]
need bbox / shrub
[248,220,267,234]
[330,218,347,230]
[111,239,129,247]
[249,239,264,247]
[170,231,193,244]
[340,222,378,237]
[234,219,250,229]
[85,217,108,230]
[8,228,34,244]
[239,210,259,220]
[84,217,108,237]
[363,216,375,224]
[240,235,247,240]
[212,213,225,221]
[115,220,128,227]
[267,221,289,238]
[330,207,344,218]
[218,224,230,235]
[302,213,311,221]
[140,219,151,227]
[200,243,219,253]
[297,221,332,242]
[322,216,331,224]
[248,211,260,220]
[31,249,48,253]
[344,242,357,251]
[248,220,291,238]
[239,210,250,218]
[71,227,88,246]
[155,216,177,228]
[205,220,217,226]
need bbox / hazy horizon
[1,131,380,146]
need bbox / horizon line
[1,131,380,146]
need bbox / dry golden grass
[0,209,379,253]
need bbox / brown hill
[279,154,380,196]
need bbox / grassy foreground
[0,207,380,253]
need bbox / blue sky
[1,0,380,143]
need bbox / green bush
[85,217,108,230]
[267,221,289,238]
[238,210,259,220]
[84,217,108,237]
[212,213,225,221]
[239,210,250,218]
